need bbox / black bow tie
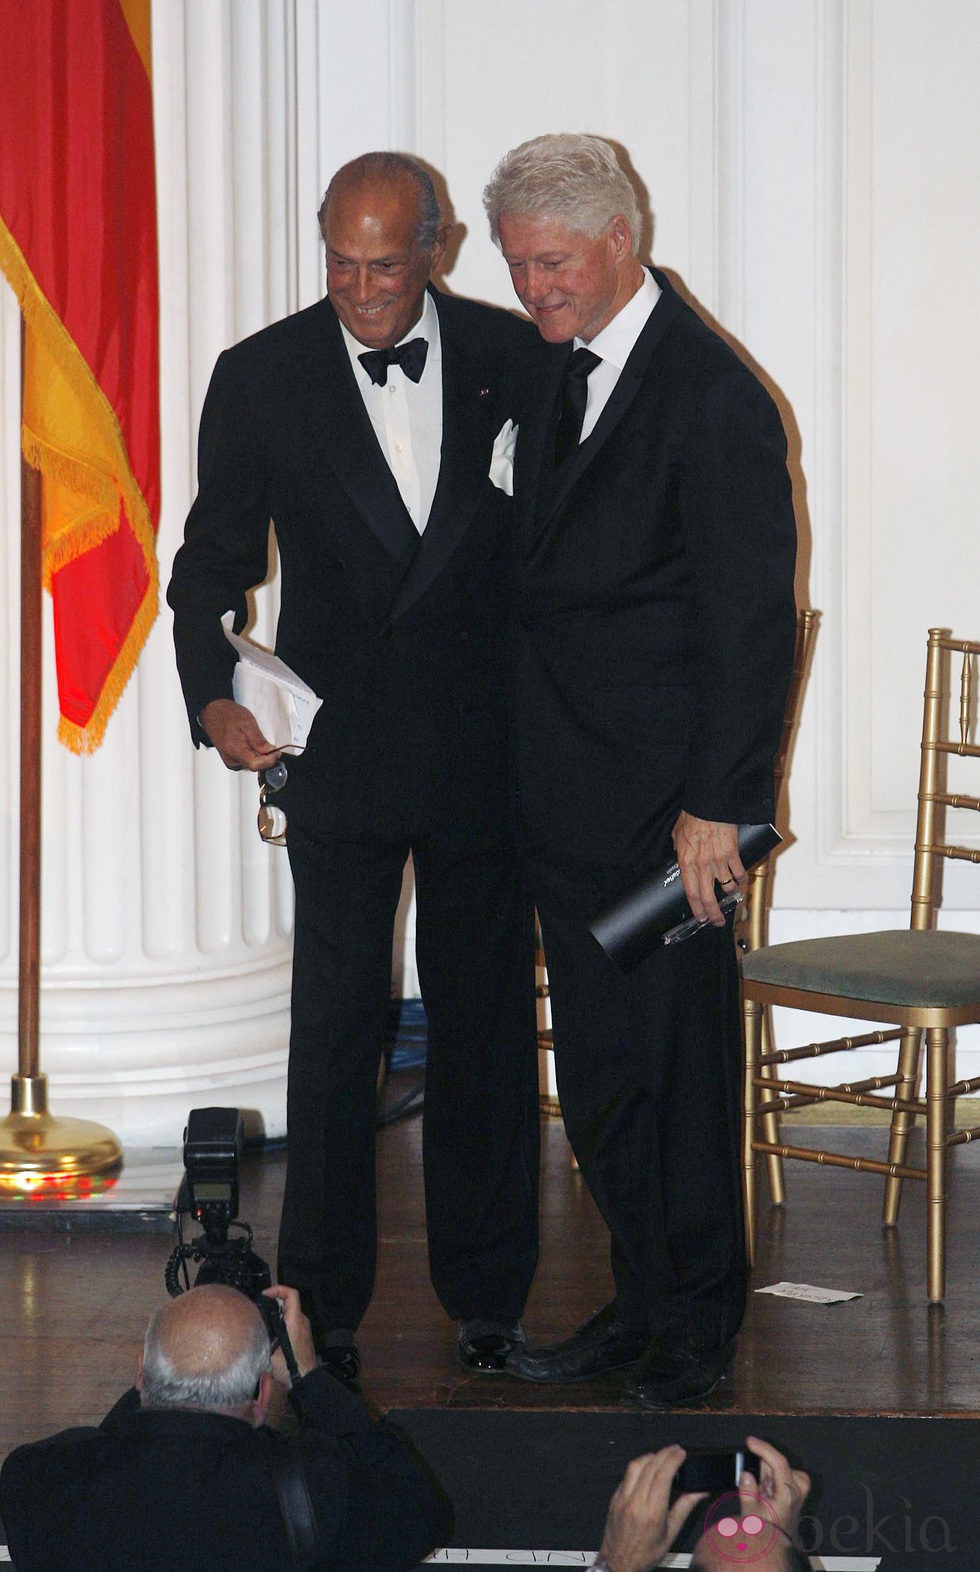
[358,337,428,387]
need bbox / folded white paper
[224,627,322,754]
[755,1281,862,1304]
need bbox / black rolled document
[590,822,782,973]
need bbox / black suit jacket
[0,1368,452,1571]
[168,288,535,839]
[514,269,798,884]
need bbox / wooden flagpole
[0,319,122,1187]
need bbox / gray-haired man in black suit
[485,133,797,1407]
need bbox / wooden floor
[1,1106,978,1467]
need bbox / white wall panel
[419,0,717,313]
[853,1,980,835]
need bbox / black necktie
[358,337,428,387]
[554,347,601,466]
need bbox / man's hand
[740,1435,810,1540]
[200,698,281,772]
[597,1446,706,1572]
[262,1284,318,1384]
[671,811,745,927]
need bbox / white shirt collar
[575,267,661,370]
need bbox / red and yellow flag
[0,0,160,752]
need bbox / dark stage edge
[5,1414,976,1571]
[0,1148,181,1232]
[395,1410,978,1570]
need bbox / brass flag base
[0,1074,123,1188]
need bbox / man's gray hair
[140,1304,271,1413]
[483,133,641,253]
[319,151,442,250]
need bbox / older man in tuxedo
[484,134,797,1406]
[168,153,539,1385]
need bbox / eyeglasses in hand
[257,759,288,846]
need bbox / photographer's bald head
[136,1284,275,1426]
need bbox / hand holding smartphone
[671,1445,759,1498]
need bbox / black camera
[165,1107,293,1369]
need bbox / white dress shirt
[577,268,661,442]
[340,290,443,533]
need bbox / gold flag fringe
[21,429,121,587]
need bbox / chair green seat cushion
[739,928,980,1008]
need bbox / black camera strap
[269,1440,319,1570]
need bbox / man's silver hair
[140,1304,271,1413]
[483,133,641,253]
[319,151,442,251]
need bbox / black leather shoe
[505,1304,648,1384]
[622,1335,737,1409]
[457,1319,525,1372]
[316,1339,361,1390]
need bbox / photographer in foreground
[595,1436,811,1572]
[0,1283,452,1571]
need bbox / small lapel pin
[479,386,490,399]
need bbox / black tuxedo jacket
[168,288,535,839]
[514,268,798,885]
[0,1368,452,1571]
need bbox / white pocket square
[488,418,518,495]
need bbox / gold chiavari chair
[534,930,580,1168]
[734,609,818,1205]
[740,628,980,1302]
[535,932,560,1119]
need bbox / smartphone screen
[673,1447,746,1496]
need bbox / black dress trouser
[530,854,747,1351]
[278,819,540,1336]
